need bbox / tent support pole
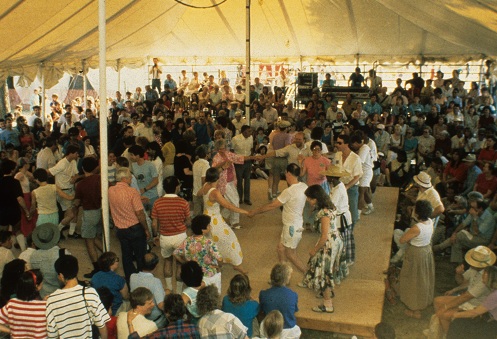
[82,60,87,110]
[40,63,46,124]
[356,54,360,68]
[117,59,121,92]
[245,0,251,123]
[99,0,110,252]
[479,58,485,88]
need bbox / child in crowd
[174,215,223,293]
[256,310,284,339]
[222,274,260,337]
[31,168,74,226]
[180,261,204,323]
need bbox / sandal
[312,304,334,313]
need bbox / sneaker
[68,233,81,239]
[297,281,307,288]
[390,251,404,263]
[363,206,374,215]
[312,304,334,313]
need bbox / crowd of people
[0,65,496,338]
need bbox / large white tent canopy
[1,0,496,88]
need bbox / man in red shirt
[151,176,190,292]
[109,167,150,282]
[74,156,103,278]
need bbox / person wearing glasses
[434,199,496,264]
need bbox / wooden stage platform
[230,181,399,338]
[54,180,398,338]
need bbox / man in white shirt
[250,112,268,132]
[326,100,345,122]
[231,111,247,135]
[249,163,308,273]
[253,77,264,94]
[192,145,211,217]
[350,132,374,215]
[232,126,253,205]
[263,102,278,126]
[36,139,58,170]
[335,134,363,265]
[49,144,81,239]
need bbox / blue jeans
[347,185,359,229]
[235,161,252,202]
[116,224,147,282]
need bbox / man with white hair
[109,167,150,282]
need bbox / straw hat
[413,171,432,188]
[465,246,496,268]
[32,223,60,250]
[320,166,349,178]
[463,154,476,162]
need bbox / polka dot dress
[203,188,244,266]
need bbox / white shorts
[160,232,187,258]
[57,188,75,211]
[203,272,222,295]
[280,224,303,249]
[359,169,373,187]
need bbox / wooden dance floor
[231,181,399,338]
[58,180,398,338]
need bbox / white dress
[203,188,243,266]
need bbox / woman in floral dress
[197,167,249,274]
[300,184,347,313]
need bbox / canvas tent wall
[64,74,98,105]
[0,0,495,87]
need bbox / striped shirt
[108,182,144,229]
[46,285,110,339]
[151,195,189,236]
[0,298,47,339]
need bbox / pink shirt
[304,156,331,186]
[212,152,244,195]
[108,182,144,229]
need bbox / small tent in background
[7,76,23,110]
[64,74,98,105]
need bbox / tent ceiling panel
[0,0,495,84]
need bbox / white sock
[176,281,183,293]
[16,234,27,252]
[58,223,65,231]
[367,203,373,208]
[69,222,77,235]
[164,277,173,291]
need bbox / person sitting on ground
[96,287,117,339]
[222,274,260,337]
[434,199,497,264]
[91,251,129,316]
[447,266,497,339]
[256,310,285,339]
[46,255,110,338]
[0,231,15,287]
[128,293,200,339]
[0,259,26,308]
[30,223,71,298]
[432,246,496,335]
[179,260,204,323]
[130,252,167,329]
[0,269,47,339]
[197,284,249,339]
[259,263,301,338]
[117,287,157,339]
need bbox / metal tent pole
[99,0,110,252]
[245,0,251,123]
